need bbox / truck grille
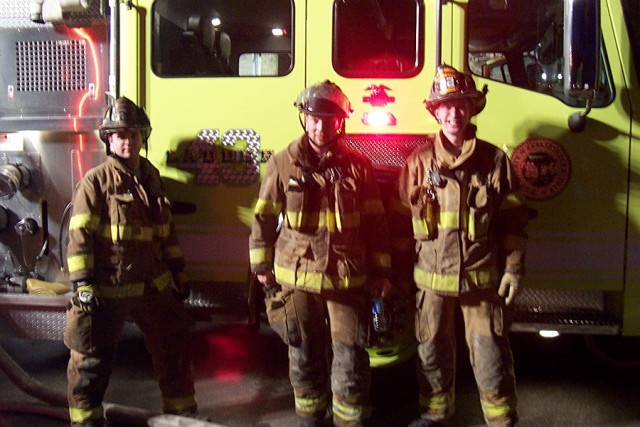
[344,134,433,169]
[16,40,86,92]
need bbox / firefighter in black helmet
[65,97,204,426]
[250,80,393,427]
[389,65,529,427]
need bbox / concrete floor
[1,316,640,427]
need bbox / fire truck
[0,0,639,367]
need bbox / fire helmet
[99,97,152,143]
[294,80,353,119]
[424,64,487,117]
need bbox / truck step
[513,288,619,335]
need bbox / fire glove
[498,272,522,306]
[256,271,279,298]
[71,283,101,314]
[171,271,191,300]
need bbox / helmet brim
[298,98,350,119]
[425,91,486,117]
[99,125,152,143]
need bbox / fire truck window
[333,0,424,78]
[152,0,293,77]
[467,0,613,108]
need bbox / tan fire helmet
[424,64,488,117]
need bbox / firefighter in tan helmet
[65,97,203,426]
[389,65,529,427]
[249,80,393,427]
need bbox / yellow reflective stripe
[274,264,367,290]
[418,391,452,411]
[250,247,273,265]
[480,398,514,418]
[154,223,171,238]
[162,395,197,412]
[165,244,183,259]
[254,198,282,215]
[285,210,361,231]
[99,224,112,239]
[372,251,391,269]
[414,269,459,292]
[69,406,103,423]
[67,254,94,273]
[412,210,459,236]
[414,267,499,292]
[332,397,371,422]
[363,198,385,214]
[500,192,526,210]
[295,394,329,414]
[93,282,145,298]
[286,210,304,228]
[109,225,154,242]
[76,285,93,294]
[467,212,481,241]
[334,208,341,232]
[153,271,173,292]
[69,213,100,231]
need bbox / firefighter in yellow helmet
[249,80,393,427]
[65,97,202,426]
[389,65,529,427]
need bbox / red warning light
[361,111,397,127]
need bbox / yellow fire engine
[0,0,639,367]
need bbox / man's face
[434,98,473,138]
[305,113,343,148]
[108,130,143,159]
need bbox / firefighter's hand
[498,272,522,306]
[71,283,101,314]
[171,271,191,300]
[256,271,277,289]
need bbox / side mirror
[563,0,601,132]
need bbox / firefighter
[389,65,529,427]
[64,97,201,426]
[249,80,393,427]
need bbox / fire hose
[0,343,222,426]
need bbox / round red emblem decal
[510,137,571,201]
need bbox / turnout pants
[266,286,372,427]
[414,287,518,427]
[64,292,196,427]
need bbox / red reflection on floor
[193,325,253,383]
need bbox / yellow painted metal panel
[306,0,438,135]
[118,0,305,282]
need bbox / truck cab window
[467,0,612,107]
[333,0,424,78]
[152,0,293,77]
